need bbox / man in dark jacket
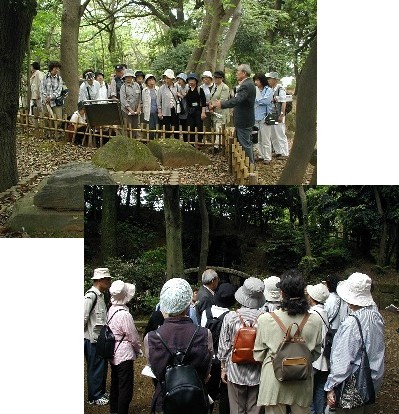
[211,64,256,163]
[196,268,219,322]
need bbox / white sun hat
[336,272,374,307]
[201,70,213,79]
[92,268,112,280]
[110,280,136,305]
[263,276,281,302]
[306,283,330,304]
[162,69,175,79]
[235,277,266,309]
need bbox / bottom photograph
[84,185,399,414]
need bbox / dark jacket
[147,317,212,412]
[196,285,216,322]
[221,77,255,128]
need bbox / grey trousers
[227,380,261,414]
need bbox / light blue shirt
[324,306,385,392]
[254,86,273,120]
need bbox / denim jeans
[84,339,108,401]
[311,369,329,414]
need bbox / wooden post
[33,107,40,139]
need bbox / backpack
[85,290,98,315]
[155,326,209,414]
[269,312,312,381]
[275,86,293,115]
[323,298,341,360]
[231,311,260,365]
[96,309,126,359]
[205,307,229,354]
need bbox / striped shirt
[324,306,385,392]
[40,73,63,107]
[217,307,263,386]
[324,292,349,329]
[107,304,142,366]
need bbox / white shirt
[200,304,229,327]
[324,292,349,330]
[309,304,329,371]
[97,82,109,101]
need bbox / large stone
[6,180,83,236]
[147,139,211,168]
[33,162,115,211]
[92,135,161,171]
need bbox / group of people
[84,266,385,414]
[30,61,290,161]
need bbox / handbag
[264,113,278,125]
[335,315,375,409]
[251,126,259,144]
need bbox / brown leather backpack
[269,312,312,381]
[231,311,260,364]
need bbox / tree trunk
[187,0,241,73]
[197,186,210,281]
[298,185,312,257]
[278,37,317,184]
[60,0,90,116]
[216,1,242,70]
[101,185,118,261]
[0,0,37,192]
[163,186,184,280]
[374,186,388,267]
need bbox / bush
[298,255,322,278]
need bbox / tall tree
[60,0,91,116]
[0,0,37,192]
[163,185,184,279]
[101,185,118,261]
[278,37,317,184]
[197,186,210,280]
[186,0,242,73]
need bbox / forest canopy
[84,185,399,313]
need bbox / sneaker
[89,396,109,406]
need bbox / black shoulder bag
[335,315,375,409]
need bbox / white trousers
[270,120,289,156]
[254,120,279,161]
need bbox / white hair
[238,64,251,76]
[202,268,218,284]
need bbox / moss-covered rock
[92,135,161,171]
[147,139,211,168]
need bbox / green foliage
[115,221,156,260]
[149,42,192,76]
[298,255,321,278]
[259,223,303,271]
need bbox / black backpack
[323,299,342,360]
[155,326,209,414]
[205,307,229,354]
[96,309,126,359]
